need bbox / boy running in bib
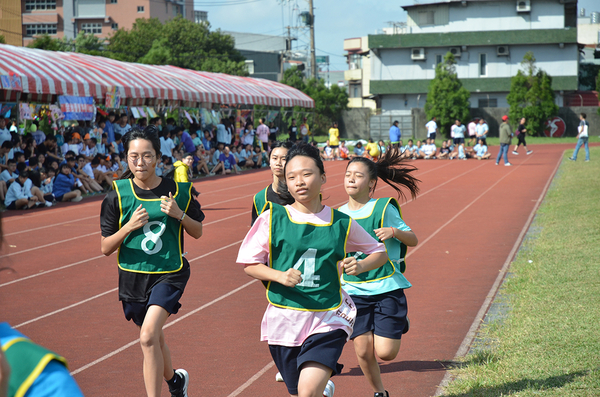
[338,150,420,397]
[251,140,294,225]
[100,127,204,397]
[237,143,389,397]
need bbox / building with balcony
[16,0,199,46]
[344,36,376,110]
[366,0,579,111]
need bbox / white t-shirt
[474,144,488,156]
[578,120,589,137]
[0,128,12,146]
[82,163,95,179]
[451,124,466,138]
[422,144,436,156]
[425,120,437,137]
[160,137,175,159]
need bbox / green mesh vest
[253,186,269,217]
[342,198,408,284]
[267,203,351,311]
[114,179,192,273]
[3,337,68,397]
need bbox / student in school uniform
[100,126,204,397]
[251,140,294,225]
[237,143,389,397]
[338,150,420,397]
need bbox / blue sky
[199,0,599,72]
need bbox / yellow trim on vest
[15,353,63,397]
[1,337,27,351]
[253,185,269,215]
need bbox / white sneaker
[526,150,533,155]
[512,151,519,155]
[323,379,335,397]
[275,372,284,382]
[71,196,83,202]
[44,201,53,207]
[504,163,512,166]
[495,162,499,165]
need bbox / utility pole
[308,0,317,80]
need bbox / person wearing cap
[61,131,83,156]
[496,115,512,166]
[425,116,438,143]
[389,120,401,149]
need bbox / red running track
[0,144,570,396]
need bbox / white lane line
[0,232,100,259]
[14,288,118,328]
[0,255,108,288]
[434,154,551,396]
[70,279,257,376]
[4,215,98,237]
[188,240,243,263]
[227,361,276,397]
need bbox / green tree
[424,52,470,137]
[73,32,104,55]
[280,67,348,135]
[507,52,558,136]
[106,17,247,75]
[0,36,6,44]
[27,34,71,51]
[597,70,600,117]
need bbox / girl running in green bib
[100,127,204,397]
[338,151,420,397]
[237,143,389,397]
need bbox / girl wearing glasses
[100,126,204,397]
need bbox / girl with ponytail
[338,149,420,397]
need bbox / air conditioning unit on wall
[411,48,426,60]
[516,0,531,13]
[449,47,461,57]
[497,45,510,56]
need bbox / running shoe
[512,151,519,155]
[275,372,284,382]
[71,196,83,202]
[526,150,533,155]
[45,201,53,207]
[568,157,576,161]
[169,369,189,397]
[504,163,512,166]
[374,391,390,397]
[323,379,335,397]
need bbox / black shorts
[6,201,18,210]
[269,329,347,395]
[517,134,527,146]
[122,283,183,326]
[261,142,269,151]
[330,145,339,149]
[269,133,277,142]
[350,288,408,340]
[453,137,465,145]
[429,133,437,141]
[238,160,246,167]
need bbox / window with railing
[26,24,57,35]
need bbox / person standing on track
[496,115,512,166]
[100,126,204,397]
[237,143,389,397]
[251,141,294,225]
[338,151,420,397]
[389,121,401,149]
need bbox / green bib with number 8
[115,179,192,273]
[267,203,351,311]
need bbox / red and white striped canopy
[0,44,314,108]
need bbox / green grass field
[441,147,600,396]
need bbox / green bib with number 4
[114,179,192,273]
[267,203,351,311]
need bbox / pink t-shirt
[256,124,270,143]
[236,204,386,347]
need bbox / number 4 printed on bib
[292,248,320,287]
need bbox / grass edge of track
[440,147,600,396]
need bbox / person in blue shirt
[338,149,420,397]
[103,112,116,144]
[388,121,401,149]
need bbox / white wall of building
[371,44,578,81]
[407,0,565,33]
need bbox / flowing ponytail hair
[348,149,420,201]
[119,125,162,180]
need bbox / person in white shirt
[451,119,466,146]
[467,119,478,146]
[160,129,176,162]
[425,117,438,142]
[239,144,255,168]
[476,119,489,145]
[216,121,231,146]
[256,118,270,150]
[473,139,491,160]
[569,113,590,162]
[242,125,255,146]
[0,117,11,148]
[4,170,52,209]
[422,138,437,159]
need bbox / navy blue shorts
[269,329,347,395]
[429,133,437,141]
[453,137,465,145]
[122,283,183,326]
[350,288,408,340]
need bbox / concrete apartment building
[346,0,579,112]
[2,0,199,47]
